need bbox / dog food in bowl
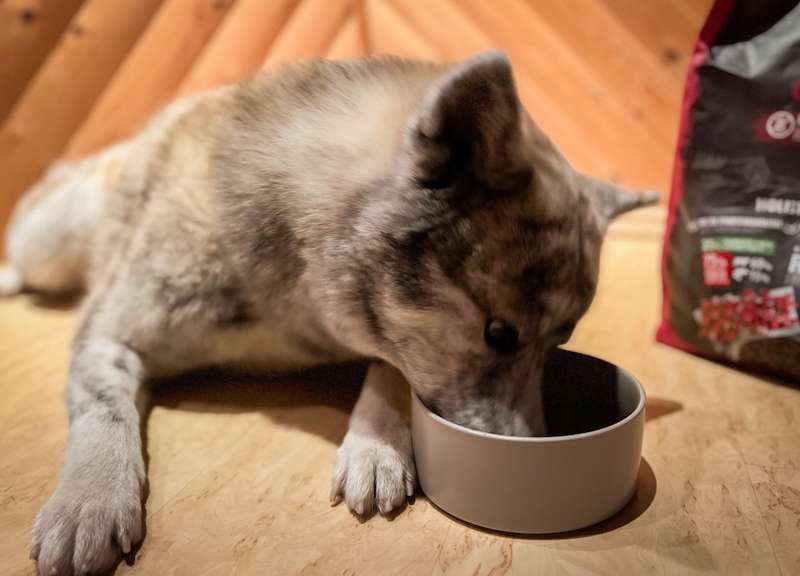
[411,348,645,534]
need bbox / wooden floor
[1,208,799,575]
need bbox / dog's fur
[2,52,657,575]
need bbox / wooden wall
[0,0,713,252]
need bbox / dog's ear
[586,177,660,227]
[403,51,529,191]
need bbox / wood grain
[0,0,714,256]
[325,11,367,60]
[0,0,85,122]
[0,0,162,253]
[600,0,701,80]
[1,208,798,575]
[262,0,354,69]
[63,0,236,160]
[177,0,300,97]
[364,0,441,60]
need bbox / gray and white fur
[1,52,657,575]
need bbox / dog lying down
[1,51,657,574]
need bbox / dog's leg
[331,362,416,515]
[31,330,147,575]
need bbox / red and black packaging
[658,0,800,380]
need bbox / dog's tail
[1,143,129,296]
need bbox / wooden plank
[0,0,163,253]
[456,0,670,188]
[600,0,713,79]
[0,0,86,123]
[64,0,236,160]
[390,0,490,60]
[374,0,596,177]
[325,12,367,60]
[389,0,610,181]
[674,0,712,24]
[262,0,353,69]
[363,0,440,60]
[178,0,300,96]
[383,0,605,178]
[522,0,683,148]
[517,0,675,179]
[389,0,611,179]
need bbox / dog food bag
[658,0,800,380]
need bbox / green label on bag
[701,237,776,255]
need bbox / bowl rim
[412,354,646,444]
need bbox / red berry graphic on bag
[695,287,800,347]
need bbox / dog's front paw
[331,428,416,516]
[31,477,142,575]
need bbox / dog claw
[330,476,344,505]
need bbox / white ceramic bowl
[411,349,645,534]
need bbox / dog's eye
[484,319,519,353]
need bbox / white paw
[31,477,142,575]
[331,429,416,516]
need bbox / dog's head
[354,52,657,435]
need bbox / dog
[1,51,657,574]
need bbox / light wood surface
[1,207,799,575]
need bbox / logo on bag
[765,110,797,139]
[754,84,800,144]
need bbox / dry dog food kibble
[658,0,800,381]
